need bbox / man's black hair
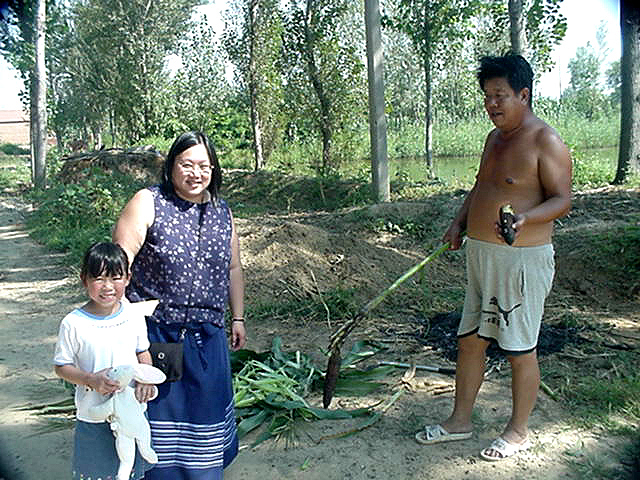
[477,53,534,107]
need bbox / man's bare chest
[479,138,539,187]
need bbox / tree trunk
[508,0,527,56]
[110,108,117,147]
[249,0,265,172]
[33,0,47,188]
[614,1,640,184]
[29,75,36,176]
[425,58,433,179]
[365,0,389,202]
[423,3,434,179]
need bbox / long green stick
[323,241,451,407]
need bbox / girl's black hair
[81,242,129,280]
[477,53,534,108]
[162,131,222,200]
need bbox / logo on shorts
[482,296,521,329]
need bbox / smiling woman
[112,130,247,480]
[171,143,214,203]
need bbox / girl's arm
[54,364,119,396]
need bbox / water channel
[389,146,618,185]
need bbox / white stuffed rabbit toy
[87,363,166,480]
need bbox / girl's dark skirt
[73,420,152,479]
[144,322,238,480]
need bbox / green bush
[26,168,145,261]
[572,149,616,189]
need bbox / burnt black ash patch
[415,311,590,366]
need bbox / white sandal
[415,424,472,445]
[480,436,532,461]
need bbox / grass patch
[567,364,640,426]
[248,287,359,326]
[543,346,640,431]
[572,149,617,189]
[0,157,30,191]
[551,114,620,151]
[0,143,29,155]
[224,170,373,217]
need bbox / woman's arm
[228,212,246,350]
[134,350,156,402]
[112,189,155,265]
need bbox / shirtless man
[415,54,571,461]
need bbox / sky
[536,0,619,98]
[0,0,621,110]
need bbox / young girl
[54,242,156,480]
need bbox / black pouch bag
[149,342,183,382]
[149,328,186,382]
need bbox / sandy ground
[0,193,636,480]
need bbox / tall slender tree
[614,1,640,183]
[508,0,526,55]
[32,0,46,187]
[248,0,265,170]
[482,0,566,75]
[282,0,365,175]
[0,0,54,185]
[365,0,389,202]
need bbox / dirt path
[0,194,634,480]
[0,195,78,480]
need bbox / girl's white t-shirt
[53,302,150,422]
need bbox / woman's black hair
[162,131,222,200]
[477,53,534,108]
[81,242,129,280]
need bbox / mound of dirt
[59,147,165,184]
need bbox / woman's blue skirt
[144,322,238,480]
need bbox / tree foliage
[0,0,627,188]
[562,23,616,120]
[281,0,366,175]
[223,0,284,169]
[45,0,202,147]
[168,17,242,151]
[383,0,479,177]
[478,0,566,75]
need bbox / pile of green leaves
[231,337,393,446]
